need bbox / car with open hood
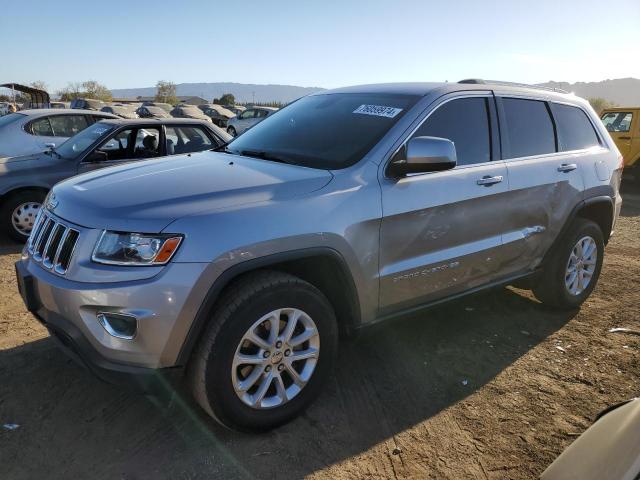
[136,105,170,119]
[100,105,139,119]
[170,104,212,122]
[198,104,235,127]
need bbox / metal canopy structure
[0,83,50,108]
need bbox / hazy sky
[1,0,638,92]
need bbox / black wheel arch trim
[176,247,361,366]
[541,193,614,267]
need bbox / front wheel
[227,126,237,137]
[533,218,604,309]
[189,271,338,431]
[1,190,46,243]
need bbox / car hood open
[51,151,333,232]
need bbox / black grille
[27,211,80,275]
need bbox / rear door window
[95,128,134,161]
[30,117,54,136]
[502,98,556,158]
[411,97,492,166]
[551,104,600,151]
[49,115,89,137]
[240,110,255,120]
[165,126,214,154]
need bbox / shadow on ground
[621,176,640,217]
[0,287,576,480]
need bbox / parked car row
[2,95,279,141]
[66,98,278,135]
[0,109,118,158]
[0,117,230,240]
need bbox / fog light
[97,312,137,340]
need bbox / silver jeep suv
[16,81,623,431]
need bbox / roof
[16,108,118,117]
[97,118,212,126]
[317,81,578,102]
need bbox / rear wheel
[189,271,338,431]
[1,190,46,243]
[227,126,236,137]
[533,218,604,309]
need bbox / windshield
[227,93,419,169]
[0,112,25,128]
[55,122,115,158]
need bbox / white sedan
[0,109,117,158]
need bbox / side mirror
[86,150,109,163]
[388,136,457,177]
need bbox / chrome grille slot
[27,212,47,252]
[34,219,55,260]
[42,224,65,268]
[27,211,80,275]
[55,230,79,274]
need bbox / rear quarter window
[551,103,600,152]
[501,98,556,158]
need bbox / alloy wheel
[231,308,320,409]
[564,235,597,295]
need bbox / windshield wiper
[44,148,61,159]
[212,141,232,153]
[239,149,295,165]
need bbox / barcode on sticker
[353,104,403,118]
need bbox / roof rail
[457,79,569,94]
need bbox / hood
[51,151,333,232]
[0,152,46,166]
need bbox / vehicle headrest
[143,135,158,150]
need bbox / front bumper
[15,255,209,385]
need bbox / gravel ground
[0,182,638,480]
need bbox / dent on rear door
[499,154,585,275]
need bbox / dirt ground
[1,182,639,480]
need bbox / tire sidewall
[204,282,338,431]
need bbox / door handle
[476,175,503,186]
[557,163,577,173]
[618,136,631,140]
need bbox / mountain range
[111,78,640,106]
[538,78,640,105]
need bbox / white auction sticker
[353,104,403,118]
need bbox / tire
[1,190,46,243]
[227,126,236,137]
[188,270,338,431]
[533,218,604,309]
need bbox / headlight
[92,231,183,266]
